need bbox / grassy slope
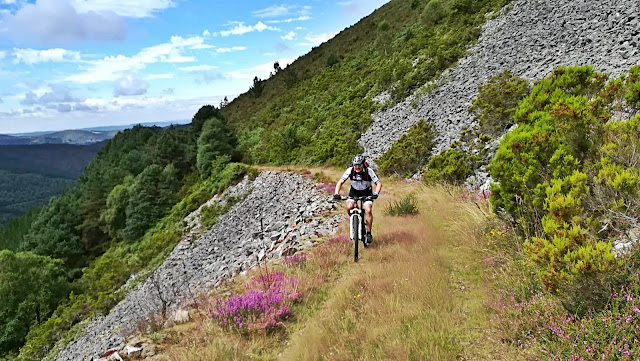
[138,168,522,360]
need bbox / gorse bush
[469,70,531,137]
[422,149,480,185]
[385,194,420,216]
[488,231,640,359]
[378,119,435,177]
[489,65,640,310]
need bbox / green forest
[5,0,640,359]
[0,143,104,228]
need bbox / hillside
[4,0,640,359]
[361,0,640,168]
[220,0,512,166]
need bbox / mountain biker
[333,154,382,246]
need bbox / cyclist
[333,154,382,246]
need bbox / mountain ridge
[1,120,190,145]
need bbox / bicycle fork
[349,209,363,241]
[350,208,363,262]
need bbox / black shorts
[349,187,373,201]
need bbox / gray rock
[54,171,340,361]
[360,0,640,188]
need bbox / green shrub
[421,0,450,26]
[384,194,420,216]
[378,119,435,177]
[326,53,339,68]
[488,65,640,310]
[469,70,530,137]
[422,149,480,185]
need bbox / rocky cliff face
[54,171,342,360]
[360,0,640,163]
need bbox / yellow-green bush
[422,149,480,185]
[378,119,435,177]
[490,65,640,311]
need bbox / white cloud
[219,21,278,37]
[146,73,174,80]
[66,35,208,83]
[7,0,127,45]
[252,5,291,18]
[0,51,6,59]
[179,65,218,72]
[215,46,246,53]
[69,0,175,18]
[13,48,82,64]
[281,31,295,40]
[114,74,148,96]
[266,16,311,24]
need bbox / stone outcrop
[54,171,342,361]
[360,0,640,163]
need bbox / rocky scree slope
[361,0,640,170]
[54,171,342,361]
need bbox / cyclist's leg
[345,199,356,213]
[363,201,373,232]
[346,188,358,215]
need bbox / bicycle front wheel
[353,215,359,262]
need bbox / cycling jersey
[340,166,380,191]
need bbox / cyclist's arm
[374,180,382,195]
[335,168,352,195]
[335,179,346,195]
[369,168,382,195]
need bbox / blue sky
[0,0,388,134]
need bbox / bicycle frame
[340,196,371,262]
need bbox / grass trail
[152,169,521,360]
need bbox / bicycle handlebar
[335,195,373,201]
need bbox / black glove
[333,194,341,200]
[371,192,379,200]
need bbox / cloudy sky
[0,0,388,134]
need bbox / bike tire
[353,225,359,262]
[350,214,358,241]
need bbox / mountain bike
[337,195,373,262]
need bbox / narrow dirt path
[279,179,516,360]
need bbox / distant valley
[0,120,189,145]
[0,120,188,228]
[0,129,119,145]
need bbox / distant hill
[0,129,116,145]
[0,134,31,145]
[1,120,189,145]
[0,142,105,178]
